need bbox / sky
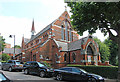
[0,0,108,47]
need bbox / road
[0,66,65,82]
[0,66,116,82]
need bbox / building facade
[19,10,104,68]
[2,43,21,59]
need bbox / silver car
[2,60,23,72]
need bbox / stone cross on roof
[65,6,67,11]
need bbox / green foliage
[0,60,7,63]
[67,2,120,37]
[42,61,52,68]
[67,2,120,79]
[2,53,10,61]
[67,64,118,79]
[0,36,5,52]
[94,37,110,63]
[104,39,118,66]
[12,45,21,48]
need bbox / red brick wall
[69,50,83,64]
[52,26,79,42]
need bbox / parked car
[0,71,12,82]
[23,61,54,77]
[53,67,104,82]
[1,60,23,72]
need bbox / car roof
[60,67,78,69]
[26,61,38,63]
[9,60,20,61]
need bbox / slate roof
[54,37,88,51]
[68,39,82,51]
[3,48,21,54]
[68,37,88,51]
[54,40,68,51]
[25,23,53,45]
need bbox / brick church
[19,10,103,68]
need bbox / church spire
[31,19,35,38]
[22,34,24,49]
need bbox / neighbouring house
[2,43,21,59]
[16,10,109,68]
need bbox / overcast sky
[0,0,108,47]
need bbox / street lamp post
[9,35,15,59]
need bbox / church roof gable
[53,11,71,27]
[53,39,68,51]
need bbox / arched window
[46,57,49,60]
[61,25,64,40]
[64,54,67,62]
[87,45,93,55]
[87,45,93,62]
[72,53,76,62]
[55,53,58,62]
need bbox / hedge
[67,64,118,79]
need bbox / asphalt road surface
[0,66,66,82]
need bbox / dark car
[23,61,54,77]
[54,67,104,82]
[1,60,23,72]
[0,71,12,82]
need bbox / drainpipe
[68,52,70,64]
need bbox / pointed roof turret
[31,19,35,33]
[21,35,24,49]
[31,19,36,38]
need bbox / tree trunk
[118,31,120,81]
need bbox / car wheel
[56,74,63,81]
[9,67,12,72]
[40,71,45,78]
[19,69,22,72]
[88,78,96,82]
[1,67,3,70]
[24,69,29,74]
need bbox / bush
[67,64,118,79]
[2,53,10,61]
[0,61,6,62]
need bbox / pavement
[105,79,117,82]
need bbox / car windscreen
[79,68,87,73]
[15,61,23,64]
[0,73,7,81]
[37,62,45,67]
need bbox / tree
[94,37,110,63]
[67,2,120,80]
[12,45,21,48]
[0,36,5,52]
[2,53,10,61]
[104,38,118,66]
